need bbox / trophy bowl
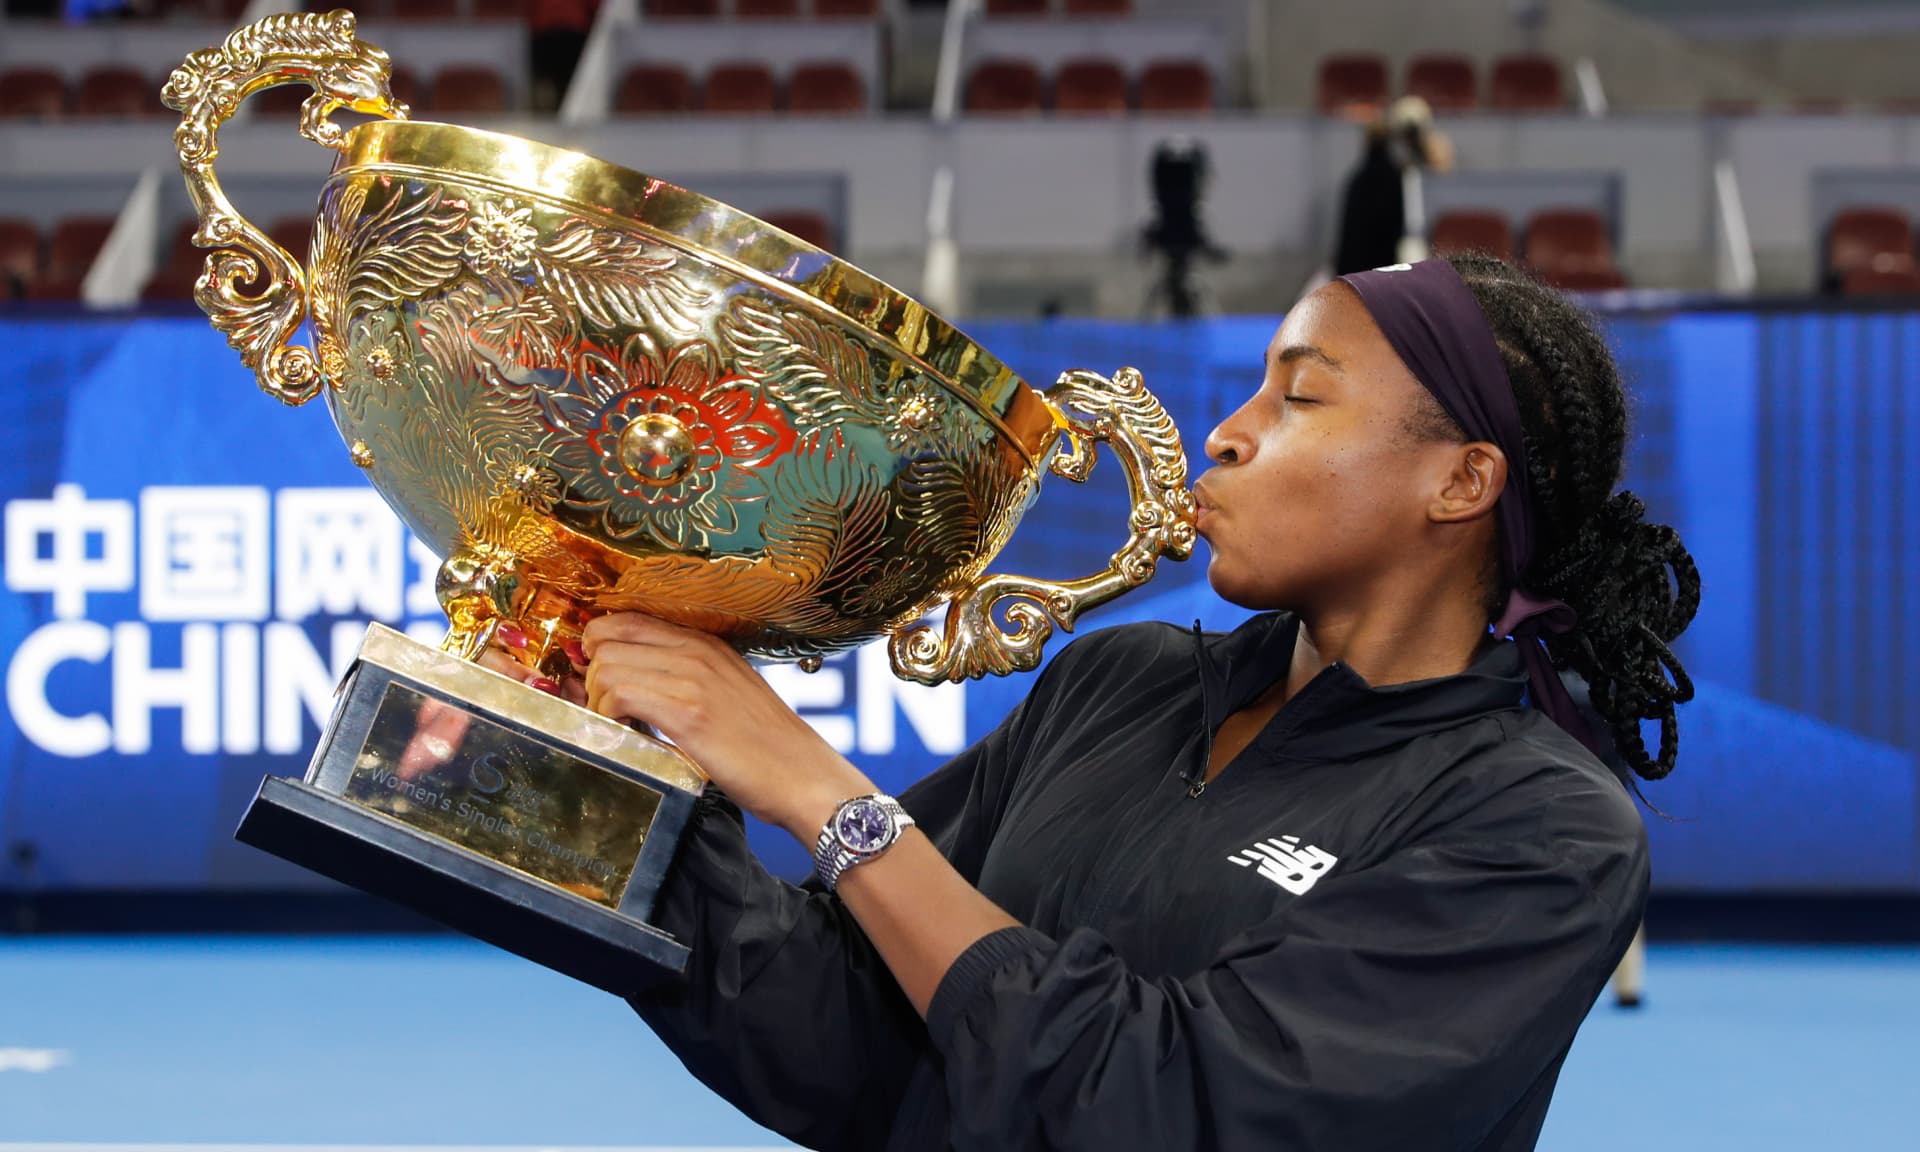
[162,10,1195,992]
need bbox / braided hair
[1428,254,1701,781]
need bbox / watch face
[835,799,892,852]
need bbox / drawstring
[1185,620,1211,798]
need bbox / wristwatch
[812,793,915,892]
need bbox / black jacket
[629,613,1649,1151]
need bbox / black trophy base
[238,776,690,993]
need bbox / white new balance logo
[1228,836,1338,895]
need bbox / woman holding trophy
[517,254,1700,1151]
[155,13,1691,1144]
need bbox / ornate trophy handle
[889,367,1198,684]
[160,9,408,406]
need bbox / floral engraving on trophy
[531,216,716,337]
[463,200,538,275]
[546,336,796,550]
[483,443,565,516]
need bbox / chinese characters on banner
[4,484,966,763]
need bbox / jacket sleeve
[625,635,1085,1150]
[923,780,1650,1152]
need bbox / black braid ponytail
[1445,253,1701,781]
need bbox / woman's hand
[580,613,875,841]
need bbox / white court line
[0,1146,795,1152]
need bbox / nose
[1204,418,1246,466]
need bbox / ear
[1428,442,1508,524]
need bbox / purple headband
[1338,260,1596,753]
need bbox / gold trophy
[164,10,1195,993]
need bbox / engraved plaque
[342,682,661,908]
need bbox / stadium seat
[1053,59,1129,116]
[762,210,835,252]
[650,0,721,16]
[395,0,460,18]
[1405,55,1477,112]
[0,68,66,119]
[1842,263,1920,296]
[0,218,39,299]
[1063,0,1132,13]
[616,65,696,115]
[430,66,510,115]
[737,0,802,16]
[1826,207,1914,282]
[1545,266,1628,292]
[966,59,1045,115]
[269,215,315,265]
[983,0,1050,15]
[814,0,881,15]
[1489,55,1564,112]
[1138,59,1213,114]
[703,62,780,114]
[1524,208,1624,289]
[788,62,865,115]
[74,67,159,118]
[1430,210,1514,262]
[1317,55,1389,116]
[45,216,116,288]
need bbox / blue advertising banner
[1,308,1915,891]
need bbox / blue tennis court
[1,937,1914,1150]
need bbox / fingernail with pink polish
[563,639,588,666]
[497,622,529,650]
[529,676,561,696]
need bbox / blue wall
[1,308,1914,892]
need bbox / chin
[1204,553,1293,613]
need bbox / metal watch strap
[813,794,914,892]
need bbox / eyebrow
[1268,344,1344,373]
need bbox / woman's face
[1193,283,1471,613]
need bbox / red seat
[788,62,865,115]
[1842,262,1920,296]
[1317,55,1388,116]
[1053,58,1128,116]
[1489,55,1563,112]
[0,68,66,119]
[1405,55,1476,112]
[703,62,779,114]
[46,216,116,286]
[1430,210,1514,262]
[473,0,529,17]
[983,0,1049,15]
[650,0,721,16]
[431,66,510,115]
[1524,208,1623,288]
[1827,207,1914,280]
[269,215,315,266]
[736,0,801,16]
[814,0,881,14]
[1138,59,1213,114]
[0,218,39,299]
[966,59,1044,115]
[75,66,159,118]
[1063,0,1131,13]
[1546,266,1629,292]
[763,210,835,252]
[616,64,696,115]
